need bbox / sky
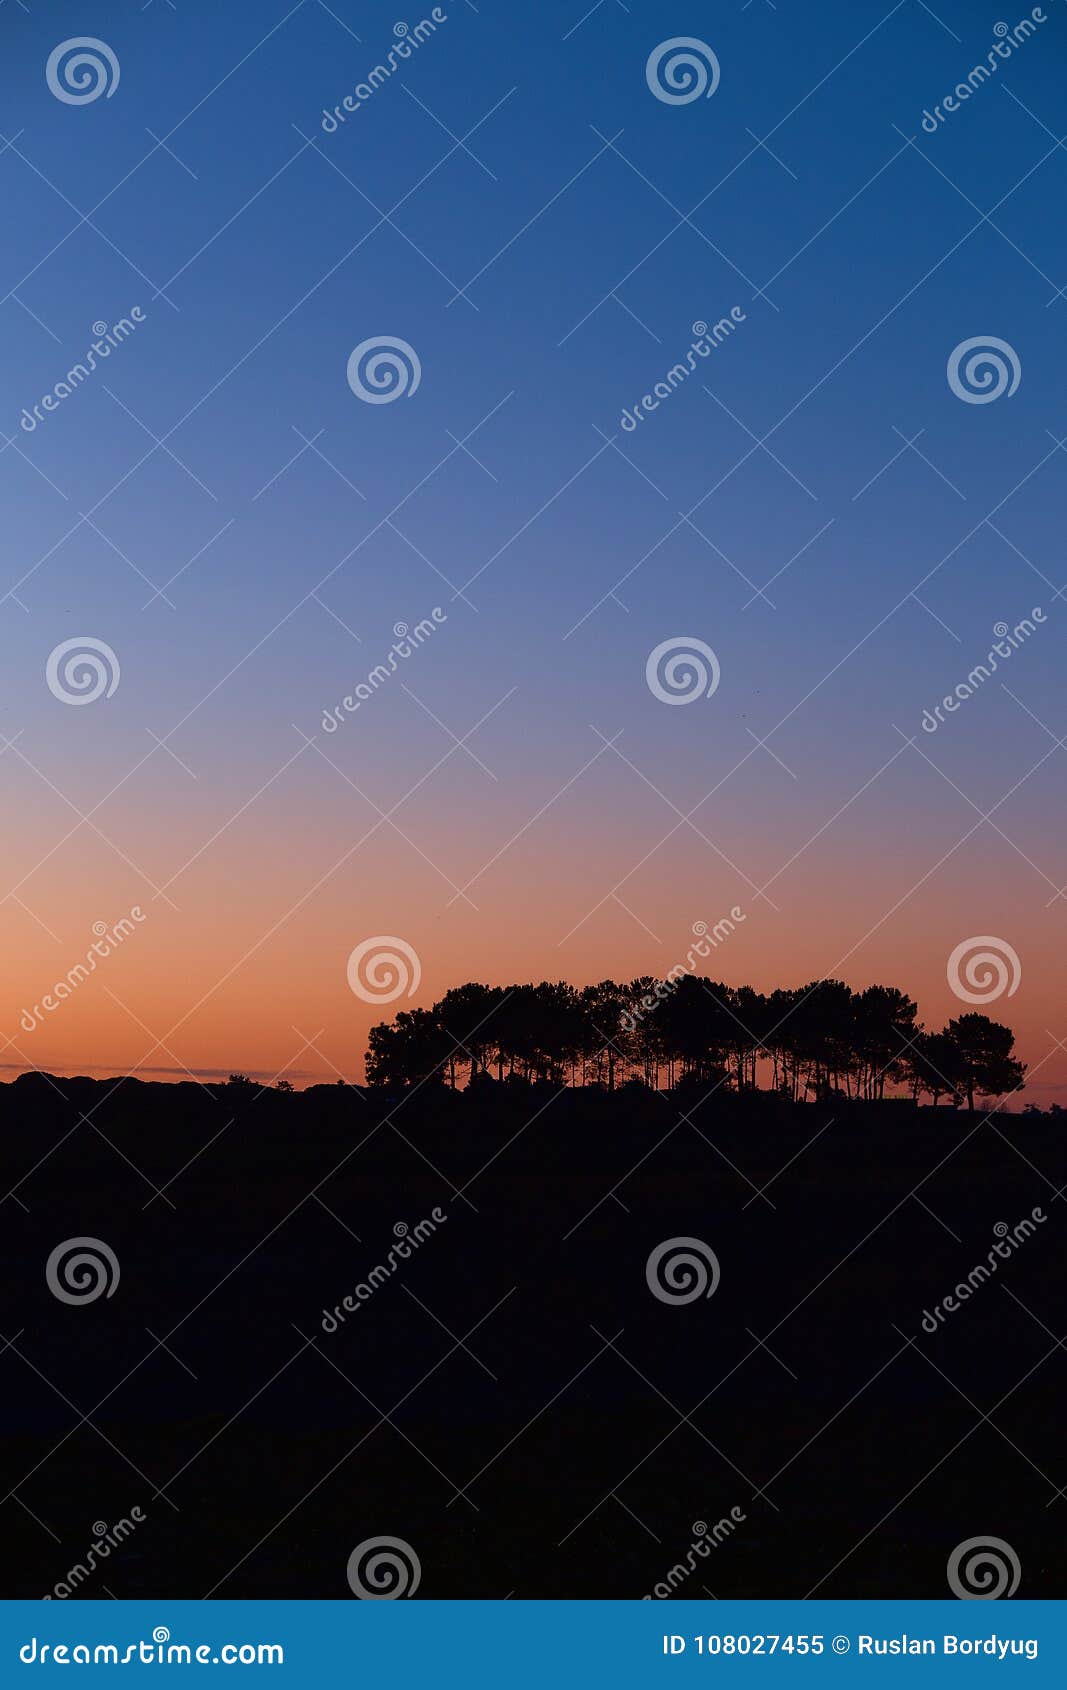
[0,0,1064,1096]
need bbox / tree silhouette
[435,984,505,1085]
[364,975,1026,1106]
[365,1007,453,1090]
[581,980,627,1089]
[902,1030,963,1106]
[946,1012,1026,1110]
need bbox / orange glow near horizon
[2,775,1060,1103]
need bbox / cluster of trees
[363,976,1026,1109]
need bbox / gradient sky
[1,0,1065,1097]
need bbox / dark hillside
[2,1075,1063,1598]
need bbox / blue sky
[1,0,1065,1085]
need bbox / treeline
[365,976,1026,1109]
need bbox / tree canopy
[364,976,1025,1109]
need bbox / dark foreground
[1,1073,1064,1599]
